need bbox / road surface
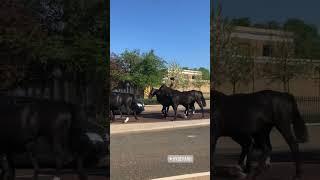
[111,126,210,180]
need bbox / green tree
[198,67,210,80]
[133,50,167,88]
[231,17,251,27]
[111,50,166,89]
[166,62,184,89]
[262,38,308,92]
[283,18,320,59]
[192,75,205,90]
[221,42,252,94]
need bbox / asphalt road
[110,126,210,180]
[213,125,320,180]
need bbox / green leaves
[110,50,167,89]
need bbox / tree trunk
[318,70,320,96]
[282,79,287,92]
[232,82,236,94]
[252,70,255,92]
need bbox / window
[263,44,272,57]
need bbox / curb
[110,119,210,135]
[151,172,210,180]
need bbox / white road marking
[151,172,210,180]
[187,135,197,138]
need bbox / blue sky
[110,0,210,69]
[214,0,320,32]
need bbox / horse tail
[291,96,308,143]
[199,91,206,107]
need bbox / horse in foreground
[0,96,91,180]
[211,90,308,180]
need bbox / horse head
[148,88,159,99]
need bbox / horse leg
[232,136,254,173]
[185,105,190,118]
[261,131,273,169]
[165,106,169,118]
[133,109,138,120]
[26,142,40,180]
[161,106,166,118]
[191,104,195,115]
[110,110,114,123]
[277,126,302,180]
[232,136,250,171]
[210,131,219,177]
[119,109,123,119]
[1,154,10,180]
[248,134,272,179]
[53,137,65,180]
[6,154,15,180]
[173,105,178,120]
[76,156,88,180]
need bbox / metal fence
[296,96,320,123]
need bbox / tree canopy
[1,0,106,78]
[110,50,166,89]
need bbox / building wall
[215,71,319,97]
[215,26,317,96]
[231,26,295,57]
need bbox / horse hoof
[265,163,271,169]
[235,164,244,172]
[123,117,129,123]
[53,176,61,180]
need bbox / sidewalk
[111,118,210,134]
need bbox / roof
[231,26,294,42]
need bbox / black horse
[0,95,89,180]
[110,92,139,122]
[158,85,206,120]
[148,87,172,118]
[211,90,308,180]
[148,87,195,118]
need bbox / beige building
[217,26,320,97]
[144,69,210,98]
[231,26,294,57]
